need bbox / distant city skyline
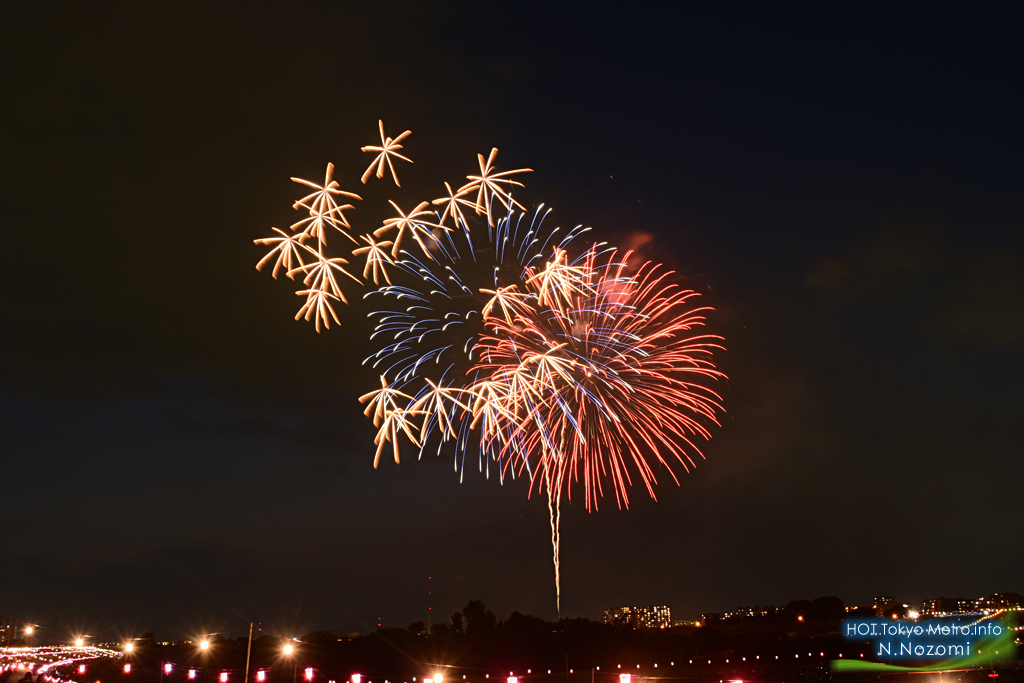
[3,590,1021,647]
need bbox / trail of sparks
[545,467,561,616]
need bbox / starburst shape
[359,375,415,427]
[254,228,309,279]
[431,181,477,230]
[480,284,531,324]
[294,287,341,333]
[290,163,361,244]
[525,247,594,312]
[457,148,532,226]
[358,376,421,467]
[288,252,361,302]
[466,379,517,439]
[361,120,413,187]
[519,345,581,394]
[411,379,471,440]
[371,407,423,468]
[352,234,396,285]
[373,200,445,257]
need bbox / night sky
[2,2,1022,641]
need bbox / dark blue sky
[1,1,1021,641]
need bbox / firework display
[253,121,726,613]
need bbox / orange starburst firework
[255,163,365,329]
[359,376,422,467]
[254,227,309,279]
[290,162,361,244]
[352,234,396,285]
[360,120,413,187]
[374,200,446,257]
[432,181,477,230]
[457,148,532,226]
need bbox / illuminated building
[871,596,895,616]
[604,606,671,628]
[0,616,13,647]
[921,593,1023,616]
[977,593,1022,611]
[921,597,980,616]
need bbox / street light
[76,639,84,648]
[201,640,210,651]
[125,643,134,653]
[283,643,296,683]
